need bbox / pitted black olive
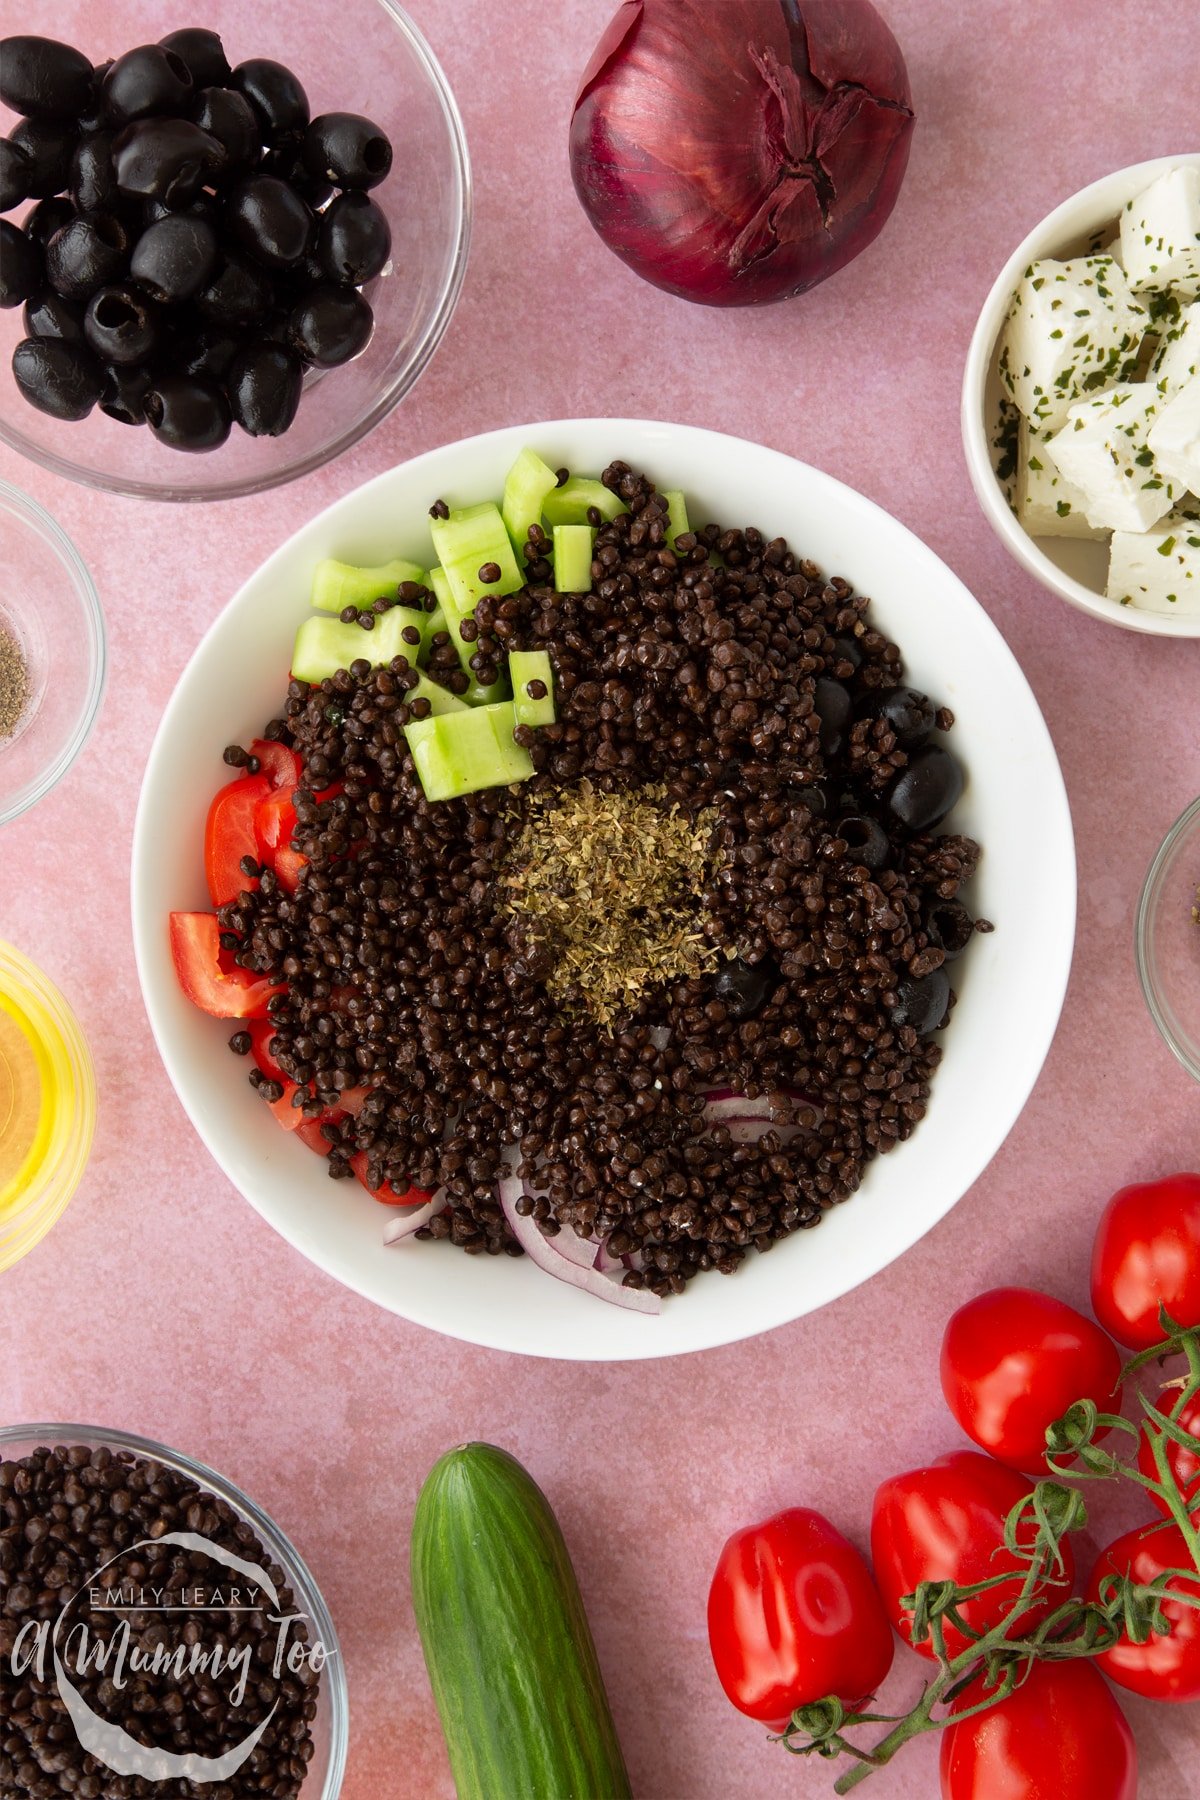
[230,59,309,138]
[130,213,218,303]
[813,676,852,757]
[103,45,193,124]
[0,34,94,119]
[0,138,34,211]
[227,175,315,270]
[12,335,102,419]
[871,685,937,748]
[83,283,159,366]
[712,956,776,1022]
[191,86,259,178]
[69,131,119,214]
[890,968,950,1035]
[23,289,85,344]
[143,373,230,450]
[318,191,391,285]
[302,112,392,190]
[113,118,224,206]
[287,283,372,366]
[835,815,890,871]
[99,360,154,425]
[925,900,975,962]
[159,28,230,90]
[44,212,129,301]
[10,117,75,198]
[227,341,304,437]
[888,745,965,832]
[0,221,40,307]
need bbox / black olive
[287,283,373,366]
[24,196,73,253]
[0,35,94,120]
[171,321,241,381]
[302,112,393,190]
[813,676,851,757]
[712,955,776,1022]
[0,220,41,307]
[227,175,314,270]
[925,900,975,962]
[76,63,113,135]
[12,335,102,420]
[887,745,965,832]
[260,130,333,209]
[835,814,890,871]
[890,968,950,1035]
[103,45,193,125]
[10,117,76,199]
[99,360,154,425]
[0,138,33,211]
[142,192,220,232]
[143,373,230,450]
[195,251,274,326]
[84,283,159,366]
[23,289,85,344]
[69,131,119,214]
[227,341,303,436]
[44,212,129,301]
[871,685,937,748]
[191,86,260,177]
[787,782,829,818]
[130,213,218,303]
[159,28,230,90]
[317,190,391,285]
[230,59,309,139]
[113,118,224,206]
[828,634,863,675]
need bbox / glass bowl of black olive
[0,6,470,499]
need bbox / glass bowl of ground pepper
[0,479,105,826]
[1136,795,1200,1083]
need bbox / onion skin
[570,0,915,307]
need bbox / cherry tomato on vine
[1137,1392,1200,1522]
[1090,1172,1200,1348]
[939,1659,1137,1800]
[870,1451,1075,1660]
[707,1507,893,1730]
[1087,1520,1200,1702]
[940,1287,1122,1472]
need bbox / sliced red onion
[383,1187,449,1245]
[593,1241,623,1273]
[520,1177,599,1267]
[648,1024,671,1049]
[499,1177,660,1314]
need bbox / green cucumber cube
[408,671,468,715]
[502,448,559,563]
[404,701,535,802]
[428,566,510,707]
[553,524,594,594]
[508,649,555,728]
[542,477,626,527]
[311,556,426,613]
[429,502,524,616]
[662,489,689,547]
[292,606,427,684]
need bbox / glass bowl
[1136,796,1200,1082]
[0,481,105,825]
[0,1424,348,1795]
[0,940,97,1271]
[0,1,470,502]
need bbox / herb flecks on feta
[1107,509,1200,614]
[997,256,1146,432]
[1150,298,1200,395]
[1015,420,1107,539]
[1043,384,1182,533]
[1119,165,1200,300]
[1146,372,1200,498]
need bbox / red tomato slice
[204,772,270,907]
[248,1017,303,1130]
[255,789,297,857]
[248,738,301,790]
[296,1117,336,1156]
[273,844,307,894]
[349,1149,431,1206]
[170,913,283,1019]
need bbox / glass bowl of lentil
[0,1424,348,1797]
[131,419,1076,1360]
[1135,795,1200,1083]
[0,0,470,503]
[0,480,105,826]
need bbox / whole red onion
[570,0,915,307]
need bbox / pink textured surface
[1,1,1199,1795]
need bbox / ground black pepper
[0,625,30,740]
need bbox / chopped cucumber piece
[409,671,469,716]
[662,489,689,547]
[423,602,447,643]
[553,524,594,594]
[502,448,559,563]
[292,606,427,683]
[430,502,524,617]
[404,701,535,802]
[311,557,426,614]
[542,477,626,527]
[509,649,555,728]
[428,566,510,706]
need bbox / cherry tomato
[940,1287,1122,1472]
[296,1116,337,1157]
[870,1451,1075,1660]
[248,737,302,790]
[1087,1520,1200,1702]
[1090,1172,1200,1348]
[939,1659,1136,1800]
[169,913,283,1019]
[349,1149,433,1206]
[1137,1393,1200,1521]
[248,1017,303,1129]
[707,1508,894,1730]
[204,772,270,907]
[254,788,299,857]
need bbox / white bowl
[132,420,1076,1360]
[962,153,1200,638]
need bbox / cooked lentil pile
[221,461,987,1298]
[0,1445,318,1797]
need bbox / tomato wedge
[350,1149,432,1206]
[248,1018,303,1129]
[169,913,283,1019]
[248,737,301,790]
[204,772,270,907]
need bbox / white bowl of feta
[962,154,1200,636]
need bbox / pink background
[2,1,1199,1794]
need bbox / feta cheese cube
[997,256,1146,430]
[1043,384,1183,532]
[1014,420,1106,538]
[1147,373,1200,496]
[1119,165,1200,299]
[1107,510,1200,615]
[1149,299,1200,394]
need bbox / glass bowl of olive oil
[0,940,96,1269]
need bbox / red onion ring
[498,1177,660,1315]
[382,1188,449,1245]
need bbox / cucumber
[430,502,525,616]
[404,702,533,801]
[411,1444,632,1800]
[502,447,558,561]
[662,488,689,547]
[291,607,427,683]
[509,648,555,728]
[311,556,426,613]
[542,477,626,528]
[428,566,509,707]
[553,524,594,593]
